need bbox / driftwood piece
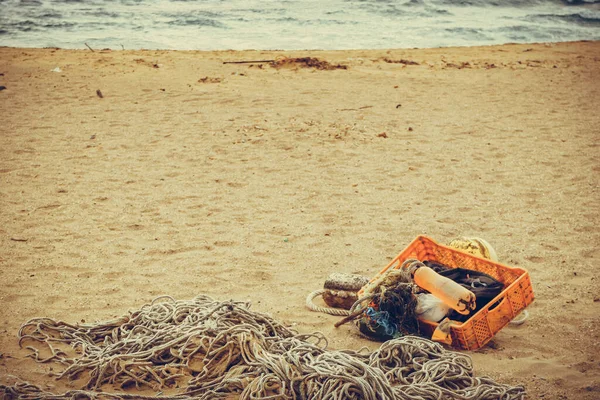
[223,60,275,64]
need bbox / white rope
[6,296,527,400]
[508,310,529,326]
[305,289,351,316]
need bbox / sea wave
[529,11,600,26]
[0,0,599,50]
[167,16,227,28]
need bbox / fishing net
[1,295,525,400]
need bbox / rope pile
[3,295,525,399]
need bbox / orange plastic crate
[361,236,534,350]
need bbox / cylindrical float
[413,266,476,315]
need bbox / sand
[0,41,599,399]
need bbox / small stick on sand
[223,60,275,64]
[338,106,373,111]
[334,308,365,328]
[85,43,95,52]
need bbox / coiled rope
[3,295,526,400]
[305,289,352,316]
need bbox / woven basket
[360,236,534,350]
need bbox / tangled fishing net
[1,295,525,399]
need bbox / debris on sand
[198,76,222,83]
[270,57,348,70]
[383,58,420,65]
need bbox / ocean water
[0,0,599,50]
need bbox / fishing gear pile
[334,258,505,341]
[350,283,420,341]
[2,295,526,400]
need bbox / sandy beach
[0,41,599,399]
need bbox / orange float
[412,265,476,315]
